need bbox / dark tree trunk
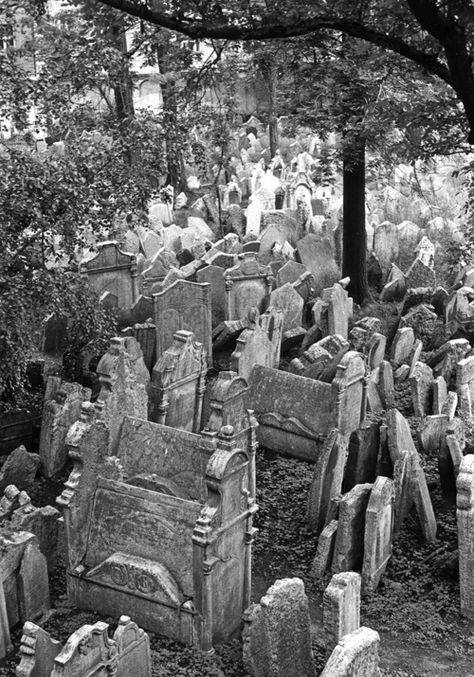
[342,135,370,304]
[269,116,278,158]
[111,22,135,120]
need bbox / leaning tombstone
[242,578,315,677]
[362,476,394,592]
[332,484,373,574]
[312,520,338,580]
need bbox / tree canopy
[88,0,474,144]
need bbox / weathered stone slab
[153,279,212,365]
[324,572,361,650]
[231,308,283,382]
[16,615,152,676]
[39,380,91,478]
[150,331,207,433]
[433,376,448,414]
[224,253,273,321]
[18,542,50,622]
[373,220,398,270]
[0,447,39,493]
[406,258,436,290]
[386,408,416,465]
[409,361,433,418]
[80,242,138,318]
[367,333,386,371]
[96,338,148,453]
[393,449,437,540]
[320,627,381,677]
[332,484,372,574]
[242,578,315,677]
[296,234,340,295]
[307,430,349,533]
[390,327,415,367]
[342,422,379,493]
[196,264,226,327]
[362,476,394,592]
[311,520,338,580]
[457,455,474,619]
[269,283,304,332]
[276,260,309,287]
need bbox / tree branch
[95,0,452,84]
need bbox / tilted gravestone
[331,484,373,574]
[153,279,212,365]
[362,476,394,592]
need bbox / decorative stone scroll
[153,279,212,365]
[150,330,207,432]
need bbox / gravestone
[409,361,433,418]
[96,338,148,453]
[367,333,386,371]
[245,196,263,237]
[373,221,399,270]
[258,223,288,265]
[18,542,50,622]
[80,242,138,318]
[150,331,207,432]
[153,279,212,365]
[0,582,11,660]
[231,308,283,382]
[201,371,256,456]
[342,422,379,492]
[362,476,394,591]
[242,578,315,677]
[433,376,448,414]
[16,616,152,676]
[296,234,339,295]
[39,380,91,477]
[457,356,474,416]
[406,258,436,290]
[196,264,226,327]
[457,455,474,619]
[386,408,416,464]
[0,447,39,493]
[320,627,381,677]
[393,449,437,540]
[311,520,338,580]
[141,247,178,295]
[307,430,349,533]
[332,484,373,574]
[277,260,309,287]
[224,253,273,321]
[269,283,304,333]
[323,572,361,650]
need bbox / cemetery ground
[1,367,473,676]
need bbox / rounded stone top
[221,425,234,437]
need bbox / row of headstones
[0,483,61,661]
[14,615,151,676]
[243,575,381,677]
[373,217,461,274]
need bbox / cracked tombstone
[362,476,394,592]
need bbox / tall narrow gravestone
[323,572,361,650]
[362,476,394,592]
[457,454,474,619]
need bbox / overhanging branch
[95,0,453,85]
